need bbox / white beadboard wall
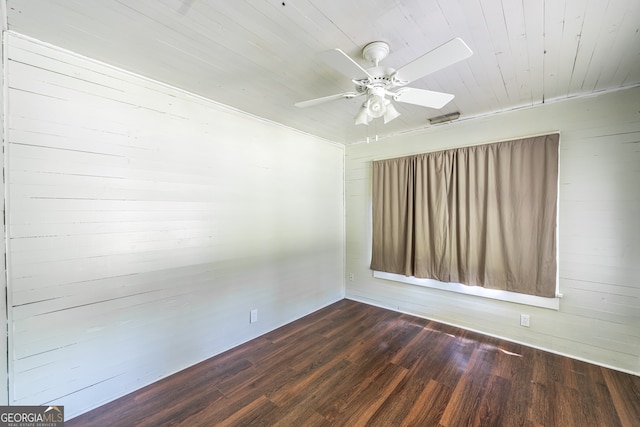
[0,27,8,406]
[4,32,345,418]
[346,86,640,375]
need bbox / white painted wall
[346,86,640,375]
[4,33,345,418]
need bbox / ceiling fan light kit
[354,86,401,125]
[295,38,473,127]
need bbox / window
[370,134,559,298]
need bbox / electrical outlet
[348,273,354,281]
[250,309,258,324]
[520,314,530,327]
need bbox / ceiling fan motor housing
[355,66,396,94]
[362,41,390,66]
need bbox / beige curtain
[371,134,559,297]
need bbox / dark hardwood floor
[67,299,640,426]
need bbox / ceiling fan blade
[294,92,360,108]
[394,38,472,84]
[393,87,455,109]
[317,48,373,80]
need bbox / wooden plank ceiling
[6,0,640,144]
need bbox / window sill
[373,271,560,310]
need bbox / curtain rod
[372,131,560,162]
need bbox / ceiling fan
[295,38,472,125]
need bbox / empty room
[0,0,638,426]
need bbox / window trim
[373,270,560,310]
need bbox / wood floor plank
[362,375,429,426]
[602,368,640,427]
[268,358,353,413]
[327,362,408,426]
[267,354,349,405]
[389,322,440,366]
[269,408,330,427]
[313,351,396,421]
[67,299,640,426]
[494,352,534,425]
[396,378,452,427]
[474,374,511,426]
[394,324,469,389]
[439,346,495,427]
